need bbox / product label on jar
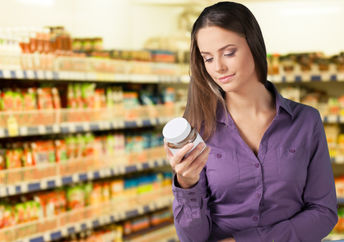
[169,132,205,157]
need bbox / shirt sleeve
[172,168,212,242]
[233,112,338,242]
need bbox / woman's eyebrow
[200,44,236,55]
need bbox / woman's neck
[225,81,275,117]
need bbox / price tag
[337,73,344,81]
[136,119,143,127]
[119,166,125,174]
[0,186,6,197]
[322,72,330,81]
[136,163,143,171]
[328,115,337,123]
[61,227,68,236]
[3,70,11,78]
[53,124,60,133]
[46,71,53,79]
[137,206,144,214]
[72,174,79,182]
[101,122,110,130]
[55,178,62,187]
[8,186,16,196]
[43,233,51,241]
[83,122,90,131]
[20,127,28,136]
[103,169,110,177]
[16,70,24,79]
[7,116,19,137]
[87,171,94,180]
[340,116,344,123]
[38,125,45,135]
[150,118,157,125]
[40,180,47,189]
[337,156,344,164]
[26,70,35,79]
[68,124,76,133]
[37,70,44,79]
[0,128,5,138]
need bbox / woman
[164,1,338,242]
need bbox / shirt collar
[265,80,294,118]
[216,80,294,126]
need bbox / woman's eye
[224,51,236,57]
[204,57,213,63]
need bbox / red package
[31,141,56,166]
[37,190,66,217]
[22,143,35,167]
[0,147,6,170]
[51,87,61,109]
[22,88,37,110]
[55,140,68,162]
[5,144,23,169]
[37,88,54,109]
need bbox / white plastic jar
[162,117,205,156]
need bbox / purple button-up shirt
[172,81,338,242]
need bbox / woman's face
[196,26,257,93]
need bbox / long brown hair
[183,1,268,141]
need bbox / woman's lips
[218,74,235,83]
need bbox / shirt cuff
[233,227,260,242]
[172,174,207,208]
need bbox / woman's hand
[164,141,210,188]
[218,238,236,242]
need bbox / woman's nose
[215,58,227,73]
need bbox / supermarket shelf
[0,117,171,138]
[0,158,169,197]
[2,69,344,84]
[332,156,344,164]
[1,193,174,242]
[0,69,189,83]
[323,115,344,124]
[0,114,341,139]
[269,73,344,83]
[124,223,178,242]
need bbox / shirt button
[255,163,260,168]
[216,153,222,159]
[252,216,258,221]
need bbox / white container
[162,117,205,156]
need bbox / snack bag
[55,139,68,163]
[5,145,23,169]
[66,185,85,210]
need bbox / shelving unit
[0,69,189,83]
[271,70,344,241]
[0,158,169,197]
[0,190,173,241]
[0,59,183,241]
[1,60,344,241]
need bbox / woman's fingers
[174,143,207,175]
[168,142,194,168]
[177,146,210,177]
[164,141,173,158]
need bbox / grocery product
[66,185,85,210]
[163,117,205,156]
[31,140,56,166]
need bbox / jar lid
[162,117,191,144]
